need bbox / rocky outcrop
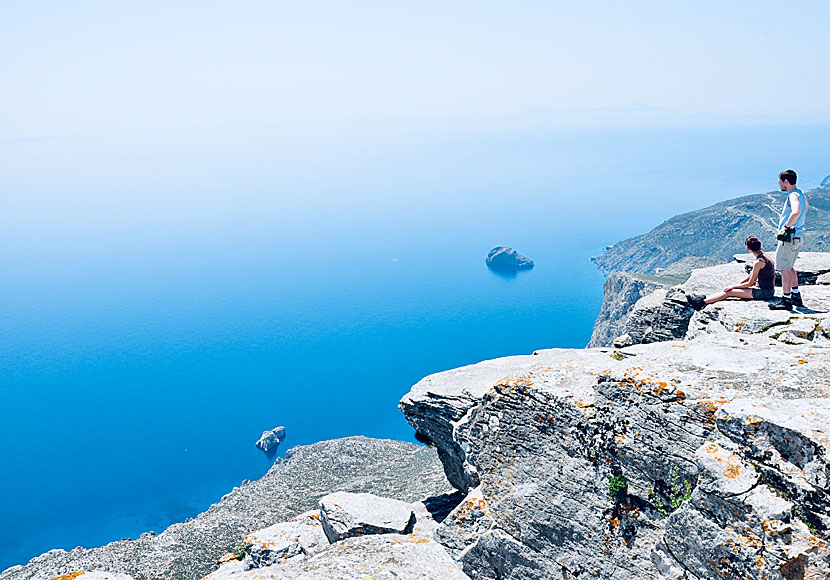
[611,252,830,348]
[588,272,664,347]
[200,493,469,580]
[485,247,534,270]
[401,316,830,579]
[0,437,453,580]
[319,492,416,542]
[255,427,286,459]
[243,511,328,567]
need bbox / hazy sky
[2,0,830,138]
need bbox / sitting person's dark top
[756,252,775,290]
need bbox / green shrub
[608,475,628,498]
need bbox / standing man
[770,169,808,310]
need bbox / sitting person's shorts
[752,287,775,300]
[776,236,803,270]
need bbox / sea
[2,121,829,570]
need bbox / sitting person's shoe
[769,297,793,310]
[791,292,804,307]
[686,293,707,311]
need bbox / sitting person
[704,236,775,305]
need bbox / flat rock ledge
[319,492,416,542]
[400,305,830,578]
[613,252,830,348]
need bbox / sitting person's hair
[745,236,762,252]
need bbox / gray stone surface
[319,492,416,542]
[401,325,830,579]
[1,437,453,580]
[616,254,830,348]
[200,533,469,580]
[255,427,286,458]
[243,511,328,568]
[588,272,664,347]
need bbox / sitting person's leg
[705,288,754,304]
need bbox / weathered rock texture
[200,493,469,580]
[319,492,416,542]
[0,437,453,580]
[401,309,830,579]
[595,252,830,348]
[588,272,664,347]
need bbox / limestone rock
[200,533,469,580]
[401,331,830,579]
[588,273,663,347]
[621,254,830,347]
[244,511,328,568]
[485,247,534,269]
[319,492,416,542]
[256,427,286,459]
[45,574,135,580]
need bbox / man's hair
[779,169,797,185]
[745,236,762,252]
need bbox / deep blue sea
[2,122,829,570]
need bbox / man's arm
[784,192,801,228]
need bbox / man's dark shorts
[752,288,775,300]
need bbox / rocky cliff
[589,178,830,347]
[610,252,830,349]
[400,289,830,579]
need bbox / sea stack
[485,246,534,270]
[255,426,286,459]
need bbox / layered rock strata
[401,321,830,579]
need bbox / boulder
[485,246,534,269]
[244,511,329,568]
[318,492,416,543]
[256,427,286,458]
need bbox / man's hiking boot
[791,292,804,307]
[769,297,793,311]
[686,293,707,311]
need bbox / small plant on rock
[608,475,628,499]
[669,466,693,511]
